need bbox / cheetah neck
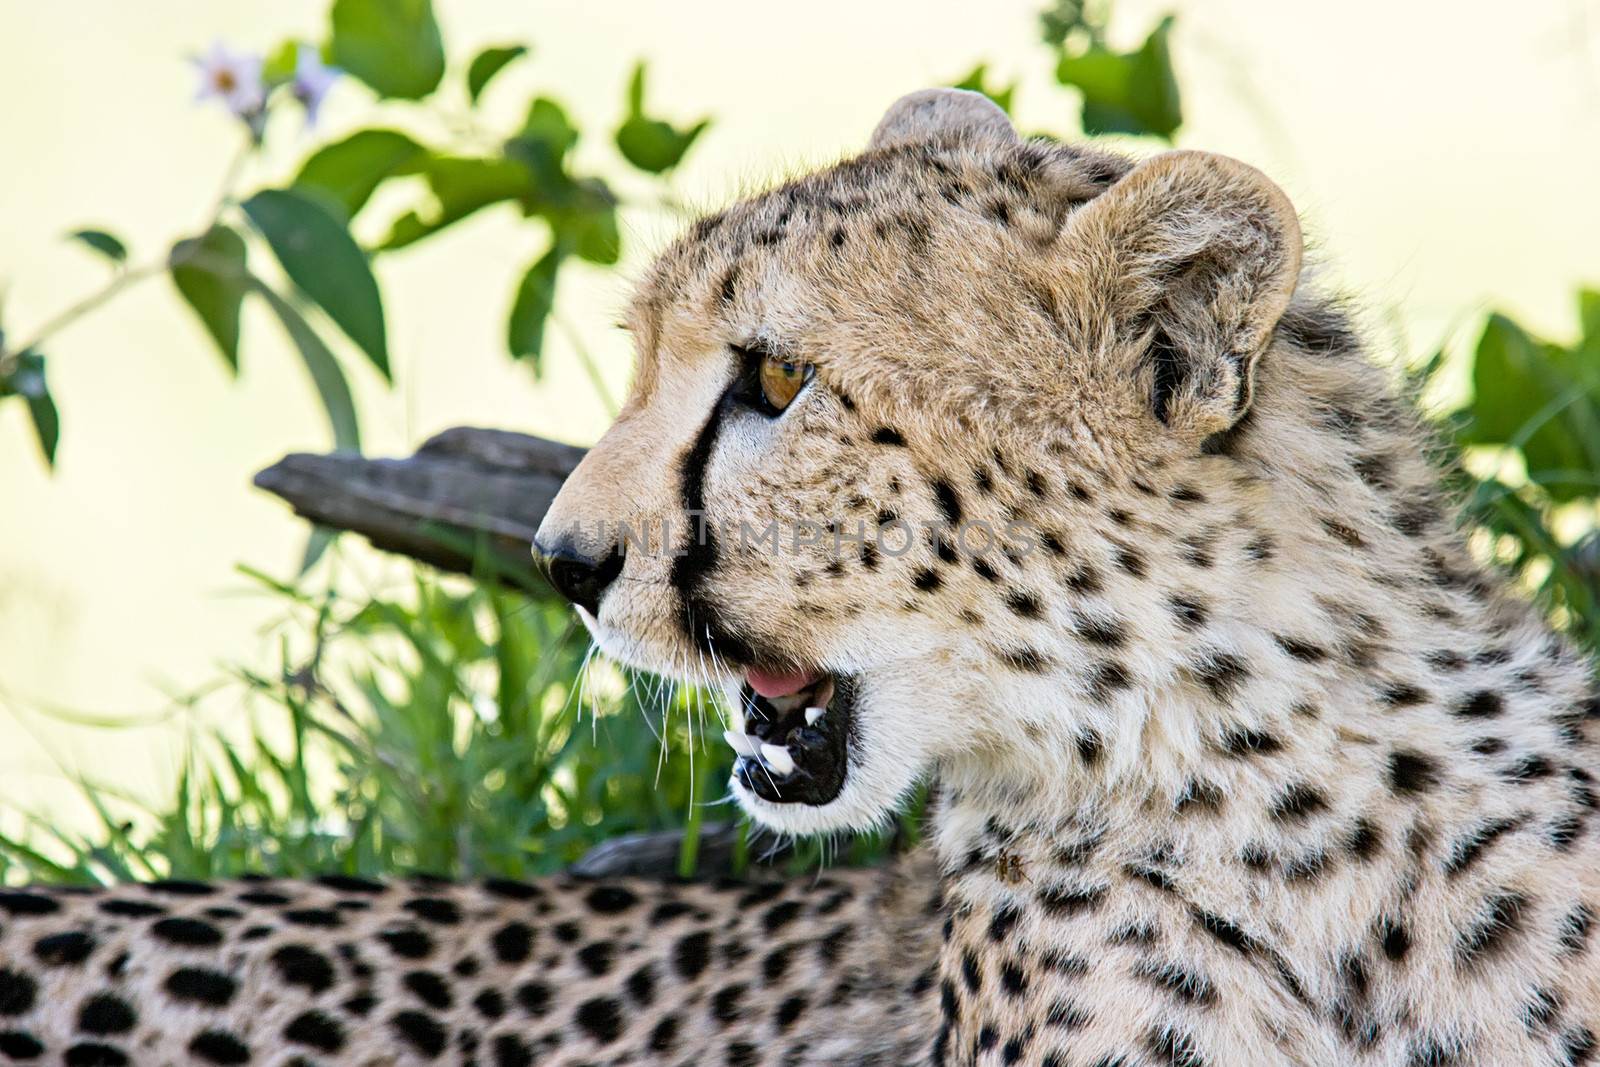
[916,342,1598,1064]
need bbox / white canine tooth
[804,706,825,726]
[723,730,762,759]
[759,743,797,776]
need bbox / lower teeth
[759,743,796,775]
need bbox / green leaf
[507,246,563,368]
[69,229,127,264]
[252,283,361,452]
[1056,15,1181,140]
[299,525,339,575]
[293,129,426,220]
[1579,288,1600,350]
[467,44,527,103]
[243,188,390,380]
[378,155,532,250]
[1040,0,1095,47]
[1,351,60,467]
[329,0,444,100]
[560,179,620,265]
[1463,312,1600,502]
[951,64,1016,115]
[508,97,580,186]
[170,224,250,373]
[263,38,311,83]
[614,62,708,174]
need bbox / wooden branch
[253,427,586,591]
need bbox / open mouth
[725,669,855,806]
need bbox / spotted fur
[0,860,939,1064]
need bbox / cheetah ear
[1058,150,1302,440]
[869,88,1018,150]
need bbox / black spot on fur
[390,1010,447,1057]
[0,970,37,1016]
[1193,651,1249,701]
[1076,661,1128,703]
[1006,591,1043,619]
[1223,728,1281,758]
[404,970,453,1010]
[1192,908,1257,954]
[1455,690,1505,719]
[1136,960,1217,1007]
[270,945,335,993]
[491,921,533,963]
[1389,750,1439,795]
[1073,614,1126,647]
[77,994,136,1035]
[164,967,237,1007]
[403,897,461,925]
[380,927,434,959]
[283,907,342,928]
[1443,815,1525,877]
[63,1044,128,1067]
[0,1032,44,1059]
[1147,1024,1208,1067]
[575,997,624,1044]
[515,981,551,1017]
[585,885,638,914]
[97,899,163,918]
[999,646,1053,673]
[576,941,615,977]
[1275,636,1327,662]
[285,1011,345,1053]
[150,917,223,947]
[711,983,746,1025]
[1270,783,1328,823]
[34,931,95,966]
[1168,594,1208,630]
[931,479,963,526]
[1063,564,1102,595]
[490,1034,533,1067]
[674,930,713,980]
[0,892,58,917]
[1038,884,1107,916]
[1456,892,1526,966]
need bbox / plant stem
[0,132,253,375]
[3,261,167,365]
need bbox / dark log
[568,823,792,880]
[253,427,586,591]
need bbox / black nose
[535,535,624,616]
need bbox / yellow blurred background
[1,0,1597,823]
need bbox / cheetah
[2,88,1597,1065]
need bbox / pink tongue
[745,667,821,699]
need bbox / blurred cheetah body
[0,860,939,1065]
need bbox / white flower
[291,45,340,127]
[193,40,265,119]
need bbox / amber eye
[758,356,812,412]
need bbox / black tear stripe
[669,384,757,662]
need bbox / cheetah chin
[722,666,927,836]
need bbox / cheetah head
[537,89,1303,836]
